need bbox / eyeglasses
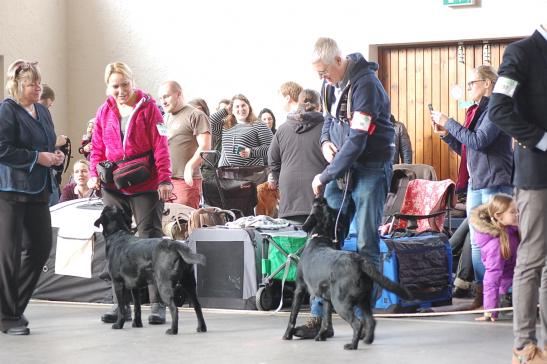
[467,79,485,88]
[317,64,332,78]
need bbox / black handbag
[112,160,151,189]
[106,150,153,189]
[97,160,116,184]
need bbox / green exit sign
[444,0,476,6]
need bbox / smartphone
[428,104,441,131]
[233,144,245,154]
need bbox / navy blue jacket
[319,53,394,184]
[0,98,56,194]
[489,30,547,189]
[441,96,512,190]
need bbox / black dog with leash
[94,205,207,335]
[283,197,413,350]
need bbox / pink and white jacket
[90,89,171,195]
[470,204,519,317]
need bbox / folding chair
[385,178,456,235]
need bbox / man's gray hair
[312,37,342,65]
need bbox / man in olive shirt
[158,81,211,208]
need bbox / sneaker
[148,303,166,325]
[512,344,547,364]
[101,304,132,323]
[292,316,334,339]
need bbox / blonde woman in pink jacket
[88,62,172,325]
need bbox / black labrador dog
[94,205,207,335]
[283,197,413,350]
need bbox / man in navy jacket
[489,26,547,363]
[295,37,394,339]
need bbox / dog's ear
[94,215,102,228]
[302,213,317,234]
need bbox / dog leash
[333,169,351,248]
[273,252,301,313]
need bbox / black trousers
[102,190,164,303]
[449,218,474,286]
[0,198,52,331]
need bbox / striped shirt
[210,109,273,167]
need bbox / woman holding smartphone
[209,94,273,168]
[430,65,513,309]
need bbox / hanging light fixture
[483,42,491,64]
[457,43,465,64]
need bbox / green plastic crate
[263,232,307,282]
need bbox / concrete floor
[0,300,519,364]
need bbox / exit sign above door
[443,0,476,6]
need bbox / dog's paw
[165,328,178,335]
[112,323,123,330]
[282,328,294,340]
[363,333,374,344]
[314,334,327,342]
[196,325,207,333]
[132,319,143,328]
[344,343,358,350]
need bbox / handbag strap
[118,150,152,164]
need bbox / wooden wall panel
[415,48,425,165]
[448,45,459,183]
[378,38,520,181]
[407,48,417,164]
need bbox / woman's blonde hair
[5,60,41,102]
[104,62,134,85]
[475,65,498,85]
[224,94,257,129]
[73,159,90,170]
[487,194,516,260]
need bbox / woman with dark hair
[209,94,274,215]
[258,108,276,134]
[210,94,272,168]
[268,89,327,222]
[188,98,211,117]
[0,60,65,335]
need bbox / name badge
[493,76,519,98]
[156,123,168,136]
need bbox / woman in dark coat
[268,89,327,222]
[0,60,65,335]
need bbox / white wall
[66,0,546,137]
[0,0,68,134]
[2,0,546,160]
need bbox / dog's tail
[360,259,413,300]
[172,241,206,266]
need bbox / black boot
[292,316,334,339]
[101,304,132,323]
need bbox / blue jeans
[310,161,392,318]
[466,184,513,283]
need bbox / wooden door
[378,39,520,181]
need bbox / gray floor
[0,300,518,364]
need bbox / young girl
[58,159,100,203]
[469,194,519,321]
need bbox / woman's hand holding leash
[158,183,173,201]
